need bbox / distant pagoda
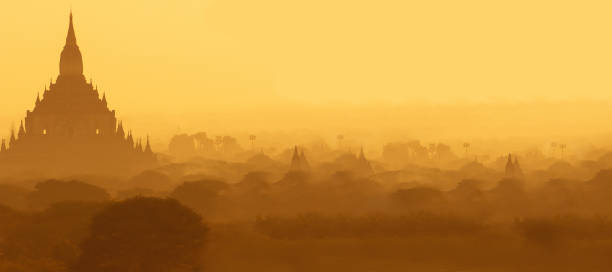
[504,153,523,179]
[289,146,310,173]
[0,13,155,176]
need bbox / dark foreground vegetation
[4,201,612,272]
[3,167,612,271]
[0,197,207,272]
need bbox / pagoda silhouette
[0,13,156,176]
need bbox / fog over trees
[4,138,612,271]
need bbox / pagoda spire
[357,146,373,174]
[59,11,83,76]
[299,148,310,170]
[513,157,523,177]
[505,153,515,177]
[18,121,26,139]
[66,11,77,46]
[116,121,125,139]
[0,139,6,152]
[127,130,134,148]
[136,138,143,152]
[358,146,366,161]
[289,145,305,172]
[9,128,16,148]
[145,135,153,154]
[292,146,299,160]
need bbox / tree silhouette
[74,197,208,272]
[463,142,471,156]
[560,144,567,158]
[27,180,110,210]
[551,142,558,157]
[170,179,228,215]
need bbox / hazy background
[2,0,612,153]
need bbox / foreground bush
[74,197,208,272]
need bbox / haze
[6,2,612,271]
[2,0,612,151]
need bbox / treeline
[4,173,612,271]
[253,212,612,244]
[0,180,109,211]
[163,169,612,220]
[0,202,105,271]
[6,169,612,221]
[254,212,486,239]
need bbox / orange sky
[1,0,612,150]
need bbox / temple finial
[59,10,83,76]
[145,135,153,154]
[18,121,26,139]
[66,11,77,46]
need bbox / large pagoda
[0,13,156,176]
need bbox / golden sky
[1,0,612,148]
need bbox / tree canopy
[74,197,208,272]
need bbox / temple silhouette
[0,13,156,176]
[289,146,310,173]
[504,153,523,179]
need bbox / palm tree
[559,144,567,158]
[550,142,558,157]
[249,135,256,150]
[463,142,471,157]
